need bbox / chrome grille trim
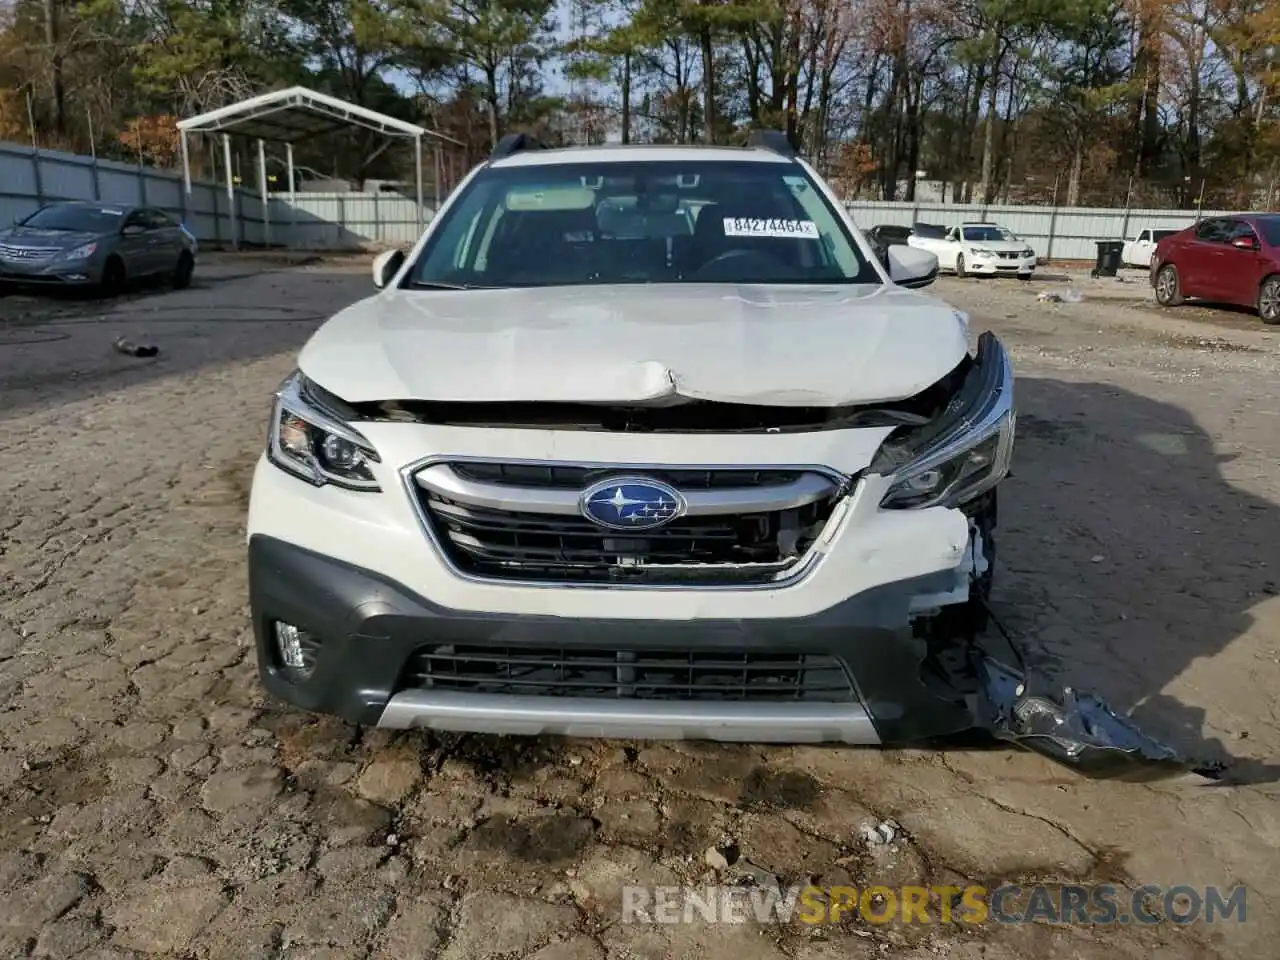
[0,244,58,260]
[400,455,852,591]
[414,462,839,516]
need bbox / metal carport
[175,86,460,249]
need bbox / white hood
[964,239,1029,253]
[298,283,970,407]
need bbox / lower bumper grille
[400,645,856,702]
[411,461,845,587]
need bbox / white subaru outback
[246,131,1195,777]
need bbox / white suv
[246,131,1023,750]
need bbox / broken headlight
[880,410,1014,509]
[876,332,1015,510]
[267,371,381,491]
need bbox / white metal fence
[268,191,432,249]
[843,201,1226,262]
[3,138,1249,259]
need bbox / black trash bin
[1091,240,1124,278]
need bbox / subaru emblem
[579,477,686,531]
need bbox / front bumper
[248,533,977,744]
[0,256,101,285]
[964,255,1035,276]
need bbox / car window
[1257,218,1280,247]
[408,160,880,287]
[18,204,125,233]
[912,222,946,239]
[144,210,176,229]
[1136,230,1149,242]
[961,225,1017,242]
[1225,220,1259,246]
[1152,230,1176,242]
[122,211,148,231]
[1195,219,1230,243]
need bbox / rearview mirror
[372,248,406,289]
[887,245,938,289]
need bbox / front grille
[400,645,856,702]
[412,461,844,586]
[452,462,804,490]
[0,244,57,261]
[998,252,1019,260]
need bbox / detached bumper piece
[966,623,1222,782]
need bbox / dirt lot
[1,257,1278,960]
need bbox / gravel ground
[2,258,1278,960]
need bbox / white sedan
[907,222,1037,280]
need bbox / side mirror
[887,245,938,289]
[1231,236,1258,251]
[372,248,406,289]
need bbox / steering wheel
[691,248,798,281]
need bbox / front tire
[1258,275,1280,325]
[172,251,194,290]
[99,257,126,298]
[1154,264,1183,307]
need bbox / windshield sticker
[723,217,819,239]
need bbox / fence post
[212,184,223,248]
[1045,202,1058,262]
[30,147,43,205]
[373,190,381,244]
[338,193,346,249]
[1119,177,1133,241]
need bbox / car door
[1180,218,1230,296]
[1124,230,1149,267]
[117,210,153,276]
[143,209,181,273]
[1219,219,1270,307]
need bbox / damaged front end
[881,333,1213,782]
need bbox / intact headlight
[267,371,381,491]
[1022,248,1035,258]
[970,247,994,257]
[59,242,97,260]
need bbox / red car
[1150,213,1280,324]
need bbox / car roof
[39,200,136,211]
[488,144,794,168]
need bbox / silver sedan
[0,201,198,294]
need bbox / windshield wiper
[408,280,503,290]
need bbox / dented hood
[298,282,970,406]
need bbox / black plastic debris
[113,336,158,358]
[964,603,1220,782]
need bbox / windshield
[408,160,879,288]
[19,204,124,233]
[961,225,1017,242]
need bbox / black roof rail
[490,132,546,161]
[746,129,797,159]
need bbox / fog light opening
[273,621,318,679]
